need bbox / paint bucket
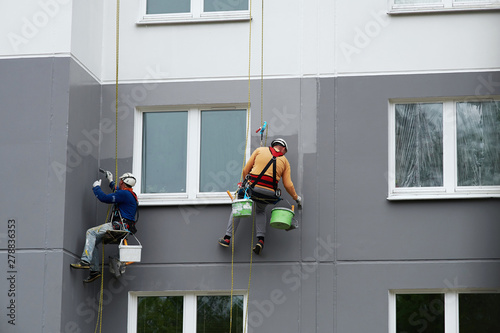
[232,199,253,217]
[270,207,295,229]
[119,237,142,262]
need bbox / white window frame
[389,289,500,333]
[137,0,251,25]
[128,291,248,333]
[388,97,500,200]
[133,105,251,206]
[388,0,500,14]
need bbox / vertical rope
[232,1,253,332]
[260,0,265,147]
[229,215,235,333]
[94,2,120,332]
[94,245,105,333]
[115,0,120,180]
[242,0,254,183]
[243,209,255,333]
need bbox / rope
[260,0,265,147]
[114,0,120,180]
[243,210,255,333]
[242,0,254,183]
[229,215,235,333]
[93,245,105,333]
[95,1,120,332]
[230,0,256,331]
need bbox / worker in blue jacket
[70,172,138,283]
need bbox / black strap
[250,157,277,191]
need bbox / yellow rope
[115,0,120,180]
[260,0,265,147]
[231,0,256,331]
[229,214,235,333]
[242,0,254,183]
[95,1,120,332]
[94,245,105,333]
[243,211,255,333]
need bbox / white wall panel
[301,0,336,76]
[98,0,499,81]
[70,0,104,78]
[0,0,72,57]
[335,0,500,75]
[100,0,316,82]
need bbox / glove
[93,179,102,188]
[105,170,113,183]
[295,195,302,208]
[237,182,243,188]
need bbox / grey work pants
[81,222,114,272]
[225,186,276,239]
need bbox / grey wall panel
[60,58,103,333]
[336,261,500,333]
[97,78,311,265]
[316,78,336,262]
[8,61,497,333]
[317,263,335,333]
[0,252,64,333]
[62,253,105,333]
[84,77,323,332]
[0,57,69,250]
[90,263,325,333]
[334,72,500,261]
[63,58,101,255]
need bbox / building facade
[1,0,500,332]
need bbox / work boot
[218,237,230,248]
[253,239,264,255]
[83,271,101,283]
[70,260,90,269]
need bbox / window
[389,0,500,14]
[389,290,500,333]
[388,99,500,200]
[134,106,249,205]
[138,0,250,24]
[129,292,246,333]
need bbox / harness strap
[248,174,276,189]
[110,188,139,227]
[123,187,138,203]
[250,156,277,191]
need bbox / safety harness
[243,147,283,204]
[110,187,139,234]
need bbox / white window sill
[137,194,233,206]
[387,192,500,200]
[388,4,500,15]
[137,12,251,25]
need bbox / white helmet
[271,138,288,152]
[119,173,136,187]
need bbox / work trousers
[225,186,276,239]
[81,222,114,272]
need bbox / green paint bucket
[270,207,295,229]
[232,199,253,217]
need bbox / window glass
[456,101,500,186]
[395,103,443,188]
[199,110,246,192]
[459,293,500,332]
[137,296,184,333]
[196,295,244,333]
[147,0,190,14]
[396,294,445,333]
[142,111,188,194]
[204,0,249,12]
